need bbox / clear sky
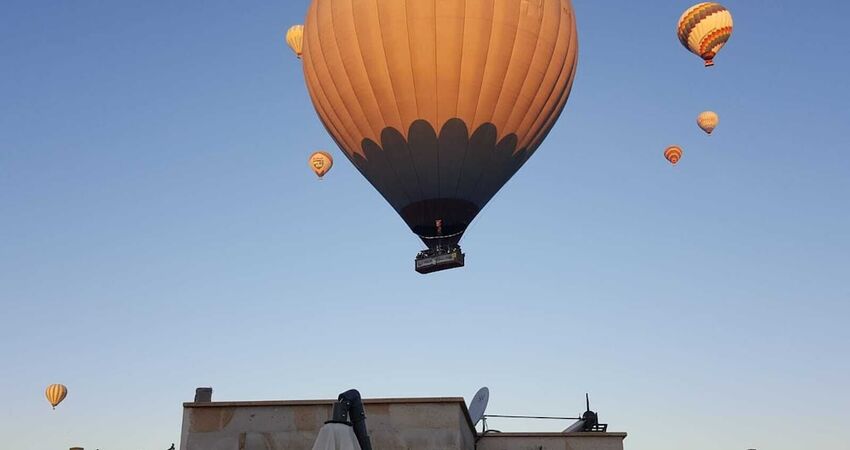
[1,1,848,449]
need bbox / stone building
[179,390,627,450]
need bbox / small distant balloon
[697,111,719,135]
[45,384,67,410]
[286,25,304,59]
[309,151,333,179]
[677,3,733,67]
[665,146,683,165]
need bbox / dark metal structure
[194,387,212,403]
[564,394,608,432]
[327,389,373,450]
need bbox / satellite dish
[468,387,489,426]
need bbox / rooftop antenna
[475,392,608,434]
[564,393,607,432]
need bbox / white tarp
[311,423,362,450]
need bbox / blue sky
[1,1,848,449]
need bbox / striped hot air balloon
[45,384,67,410]
[286,25,305,59]
[665,146,683,165]
[300,0,579,258]
[677,3,733,67]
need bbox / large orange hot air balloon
[309,151,333,179]
[300,0,579,266]
[45,384,67,409]
[665,146,683,165]
[677,3,733,67]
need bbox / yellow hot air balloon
[697,111,719,135]
[45,384,67,409]
[300,0,579,263]
[677,3,733,67]
[309,151,333,179]
[286,25,305,59]
[665,146,683,165]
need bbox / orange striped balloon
[677,3,733,67]
[664,146,683,165]
[45,384,67,409]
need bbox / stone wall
[179,397,626,450]
[180,398,476,450]
[477,433,627,450]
